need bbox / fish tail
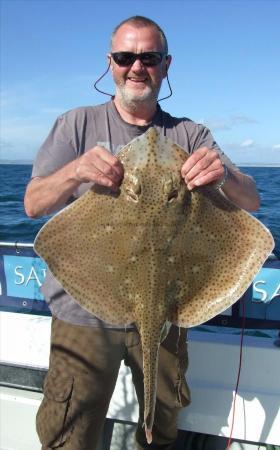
[143,408,155,444]
[145,424,153,444]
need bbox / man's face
[109,24,171,108]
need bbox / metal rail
[0,242,34,249]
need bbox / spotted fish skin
[34,127,274,443]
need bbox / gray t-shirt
[32,100,235,327]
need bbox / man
[24,16,260,450]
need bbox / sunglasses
[110,51,167,67]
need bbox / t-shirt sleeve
[32,114,77,178]
[190,123,239,172]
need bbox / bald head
[111,16,168,53]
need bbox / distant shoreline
[0,161,34,165]
[239,164,280,168]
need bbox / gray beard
[116,85,159,112]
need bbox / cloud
[240,139,254,148]
[1,74,99,161]
[230,115,258,126]
[272,144,280,150]
[0,139,14,150]
[1,73,97,117]
[221,140,280,165]
[202,114,258,132]
[0,116,51,161]
[201,118,230,131]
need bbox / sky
[1,0,280,165]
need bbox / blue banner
[3,255,46,300]
[0,244,279,325]
[244,266,280,322]
[0,245,51,315]
[253,268,280,304]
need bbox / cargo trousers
[36,317,190,450]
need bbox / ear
[164,55,172,77]
[107,53,113,71]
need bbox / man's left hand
[181,146,225,190]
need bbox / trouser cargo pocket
[36,369,74,448]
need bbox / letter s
[15,266,25,285]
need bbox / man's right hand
[24,147,124,218]
[74,146,124,191]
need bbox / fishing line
[225,296,246,450]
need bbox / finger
[74,157,120,188]
[182,150,222,182]
[92,171,120,191]
[181,147,209,177]
[93,148,124,179]
[79,148,123,184]
[187,166,225,190]
[91,156,123,184]
[78,165,120,190]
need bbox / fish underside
[34,128,274,444]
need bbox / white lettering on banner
[272,283,280,300]
[253,280,280,303]
[25,267,41,287]
[15,266,25,285]
[14,266,45,287]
